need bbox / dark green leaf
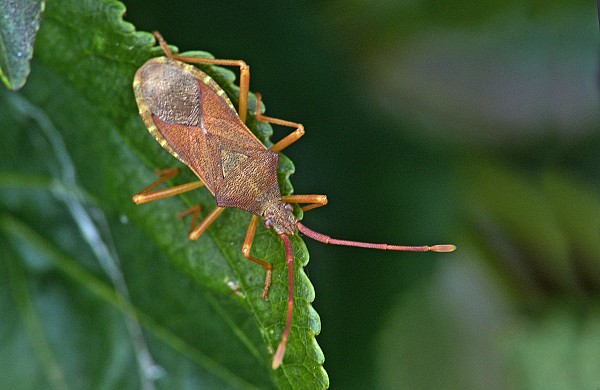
[463,161,578,296]
[0,0,328,388]
[0,0,44,90]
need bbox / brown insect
[132,32,456,369]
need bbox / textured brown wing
[133,57,267,196]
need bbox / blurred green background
[2,0,599,389]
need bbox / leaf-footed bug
[132,32,456,369]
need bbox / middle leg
[254,93,305,153]
[178,205,226,241]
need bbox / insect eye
[264,219,273,229]
[284,204,293,212]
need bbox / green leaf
[505,307,600,389]
[541,171,600,280]
[0,0,44,90]
[374,261,600,389]
[462,160,600,300]
[0,0,328,388]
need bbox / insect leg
[176,205,202,237]
[272,233,294,369]
[132,168,205,204]
[282,194,328,212]
[242,215,273,300]
[182,206,225,241]
[254,93,305,153]
[152,32,250,123]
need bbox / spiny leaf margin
[14,0,328,388]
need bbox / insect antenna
[296,222,456,253]
[272,234,295,369]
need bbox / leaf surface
[0,0,328,388]
[0,0,44,90]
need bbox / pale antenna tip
[430,244,457,253]
[272,343,286,369]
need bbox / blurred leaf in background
[0,0,44,90]
[315,0,600,388]
[2,0,599,389]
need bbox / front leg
[282,194,328,212]
[242,215,273,300]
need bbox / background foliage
[1,0,599,389]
